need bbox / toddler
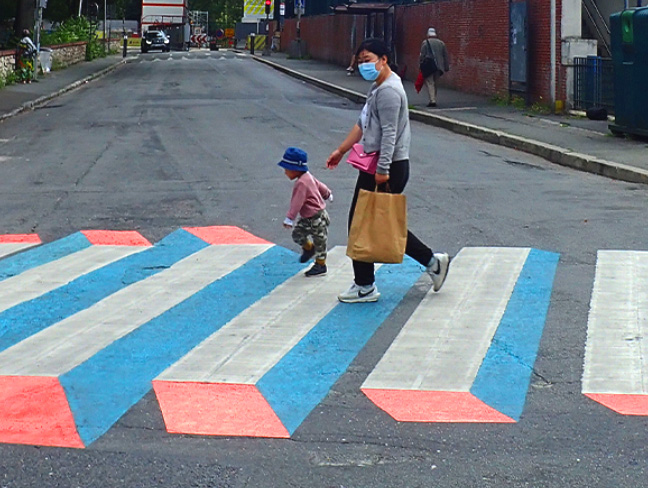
[279,147,333,277]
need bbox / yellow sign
[128,37,141,47]
[225,28,235,38]
[244,0,266,16]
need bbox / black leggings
[348,160,434,286]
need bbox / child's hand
[283,223,292,229]
[327,193,334,203]
[283,217,294,229]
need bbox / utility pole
[33,0,46,81]
[103,0,107,54]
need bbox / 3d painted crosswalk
[583,250,648,415]
[0,234,41,259]
[0,227,570,448]
[362,247,559,423]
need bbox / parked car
[141,30,170,53]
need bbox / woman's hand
[375,173,390,185]
[326,149,343,169]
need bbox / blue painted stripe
[60,245,302,446]
[256,259,423,435]
[470,248,559,421]
[0,230,208,354]
[0,233,91,282]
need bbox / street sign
[294,0,305,15]
[225,28,234,38]
[280,2,285,15]
[190,34,209,45]
[215,29,225,39]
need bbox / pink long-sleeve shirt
[286,172,331,222]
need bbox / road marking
[362,247,559,423]
[0,228,297,448]
[154,246,354,437]
[0,234,41,259]
[0,229,205,355]
[583,250,648,415]
[155,255,422,438]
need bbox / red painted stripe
[81,230,152,247]
[585,393,648,415]
[0,234,41,244]
[0,376,84,448]
[362,389,516,423]
[153,381,290,438]
[183,226,272,245]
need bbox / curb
[253,55,648,185]
[0,58,129,124]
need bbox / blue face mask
[358,61,381,81]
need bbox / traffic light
[265,0,271,15]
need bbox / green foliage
[41,16,92,45]
[0,70,19,89]
[189,0,243,30]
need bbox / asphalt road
[0,50,647,488]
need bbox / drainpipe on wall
[550,0,557,108]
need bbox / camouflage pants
[292,209,330,261]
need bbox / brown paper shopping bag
[346,188,407,264]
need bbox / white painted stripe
[0,246,145,313]
[362,247,529,392]
[0,244,270,376]
[157,246,354,384]
[583,250,648,395]
[0,242,37,259]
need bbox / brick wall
[278,0,565,103]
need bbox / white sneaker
[427,253,450,292]
[338,283,380,303]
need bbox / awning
[333,3,394,14]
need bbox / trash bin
[609,7,648,137]
[39,47,53,74]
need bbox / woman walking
[326,38,450,303]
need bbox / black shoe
[427,102,437,108]
[305,263,327,277]
[299,247,315,263]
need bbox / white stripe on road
[0,246,145,313]
[157,246,352,383]
[0,244,271,376]
[362,247,529,392]
[583,250,648,396]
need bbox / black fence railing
[573,56,615,114]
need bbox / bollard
[123,33,127,58]
[250,33,256,55]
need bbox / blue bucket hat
[278,147,309,172]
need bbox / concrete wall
[0,50,14,80]
[277,0,569,104]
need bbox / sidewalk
[0,54,128,123]
[0,49,646,184]
[252,52,648,185]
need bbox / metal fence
[573,56,615,114]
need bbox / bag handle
[374,183,392,193]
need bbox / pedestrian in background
[420,28,450,108]
[326,38,450,303]
[16,29,37,83]
[279,147,333,278]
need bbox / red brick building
[278,0,598,108]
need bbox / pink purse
[346,144,379,174]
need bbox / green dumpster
[609,7,648,137]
